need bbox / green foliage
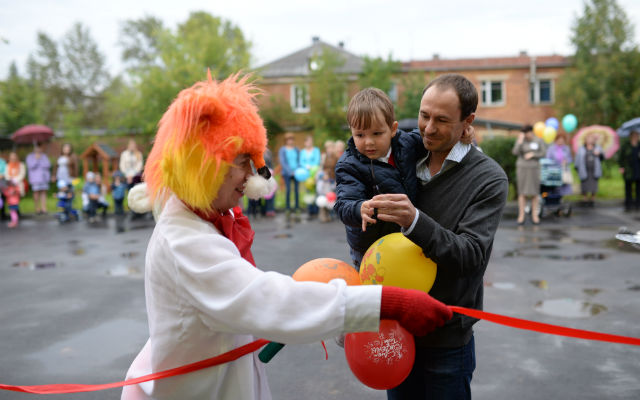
[396,71,428,120]
[308,49,350,140]
[556,0,640,128]
[479,136,518,197]
[109,12,253,138]
[0,63,43,135]
[27,24,111,130]
[358,55,400,94]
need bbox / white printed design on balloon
[364,331,409,365]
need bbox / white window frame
[290,84,310,113]
[530,78,554,105]
[481,80,505,107]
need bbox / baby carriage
[56,180,79,223]
[539,158,572,218]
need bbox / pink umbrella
[11,124,54,144]
[571,125,619,159]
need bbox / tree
[358,55,400,94]
[27,24,110,129]
[308,49,349,140]
[111,11,253,136]
[556,0,640,128]
[0,63,43,135]
[396,71,429,120]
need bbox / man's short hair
[347,87,395,130]
[423,74,478,121]
[521,124,534,133]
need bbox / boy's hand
[461,125,475,144]
[361,200,377,231]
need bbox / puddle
[107,266,142,277]
[12,261,56,270]
[274,233,292,239]
[627,285,640,292]
[534,298,607,318]
[605,238,640,253]
[583,288,601,296]
[485,282,516,290]
[504,250,608,261]
[529,280,548,289]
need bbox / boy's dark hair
[521,124,534,133]
[347,88,395,130]
[423,74,478,121]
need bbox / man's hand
[368,194,416,229]
[361,200,377,231]
[461,125,475,145]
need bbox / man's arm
[370,177,508,277]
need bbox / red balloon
[325,191,337,202]
[344,319,415,390]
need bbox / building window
[388,83,398,103]
[530,79,553,104]
[481,80,504,106]
[291,84,310,113]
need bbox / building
[256,37,571,141]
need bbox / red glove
[380,286,453,336]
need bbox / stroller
[539,158,572,218]
[56,180,79,223]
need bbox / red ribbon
[0,339,269,394]
[450,306,640,346]
[2,308,639,395]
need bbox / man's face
[351,112,398,160]
[213,153,253,212]
[418,86,474,155]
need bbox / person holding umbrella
[618,130,640,211]
[25,143,51,215]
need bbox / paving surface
[1,202,639,400]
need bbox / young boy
[334,88,426,268]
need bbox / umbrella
[617,117,640,138]
[11,124,54,144]
[571,125,620,159]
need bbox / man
[368,74,509,400]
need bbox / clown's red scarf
[192,206,256,266]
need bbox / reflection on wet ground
[106,265,142,277]
[583,288,602,296]
[484,281,516,290]
[529,280,548,289]
[274,233,292,239]
[11,261,56,270]
[504,249,608,260]
[534,298,607,318]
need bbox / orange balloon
[293,258,360,285]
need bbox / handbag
[562,166,574,185]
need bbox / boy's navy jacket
[334,129,426,254]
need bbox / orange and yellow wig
[143,72,267,214]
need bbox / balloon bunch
[534,114,578,144]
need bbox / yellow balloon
[533,121,546,138]
[543,126,557,144]
[360,233,436,293]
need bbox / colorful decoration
[571,125,620,159]
[545,117,559,130]
[294,167,309,182]
[533,121,546,138]
[562,114,578,133]
[542,126,557,144]
[344,319,416,390]
[292,258,360,285]
[360,233,436,293]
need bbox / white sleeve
[159,219,381,344]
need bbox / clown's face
[213,153,253,212]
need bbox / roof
[403,54,571,72]
[258,38,364,78]
[80,143,119,160]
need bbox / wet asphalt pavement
[0,202,639,400]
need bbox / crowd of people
[0,139,144,228]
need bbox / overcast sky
[1,0,640,78]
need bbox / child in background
[3,180,21,228]
[334,88,427,269]
[315,166,336,223]
[111,171,127,216]
[55,180,79,222]
[82,171,100,223]
[94,173,109,219]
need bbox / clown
[121,72,452,400]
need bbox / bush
[479,136,517,199]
